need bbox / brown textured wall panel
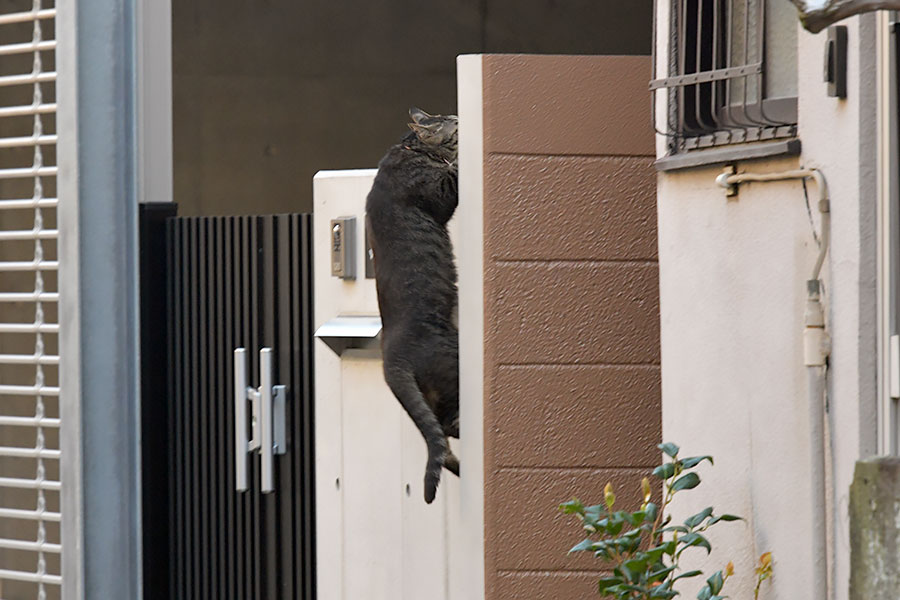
[483,54,655,157]
[494,572,608,600]
[486,263,660,365]
[491,366,660,468]
[484,154,657,261]
[489,469,650,572]
[481,54,660,600]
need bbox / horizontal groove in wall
[497,569,612,576]
[488,151,655,159]
[491,260,657,269]
[495,466,652,474]
[491,258,657,267]
[496,362,660,369]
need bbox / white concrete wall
[313,170,464,600]
[655,15,878,600]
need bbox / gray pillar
[57,0,145,597]
[849,456,900,600]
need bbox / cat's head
[407,107,458,161]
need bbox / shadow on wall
[173,0,653,217]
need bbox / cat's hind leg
[444,447,460,477]
[441,412,459,439]
[383,362,449,503]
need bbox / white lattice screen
[0,1,60,598]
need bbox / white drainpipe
[716,167,831,600]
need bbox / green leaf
[560,499,585,514]
[673,569,703,581]
[697,586,712,600]
[707,513,742,526]
[569,538,594,553]
[584,504,606,520]
[684,507,714,529]
[653,463,676,480]
[597,576,623,593]
[645,502,659,522]
[680,455,714,469]
[672,472,701,491]
[649,582,679,599]
[588,539,609,555]
[706,570,724,595]
[619,560,637,583]
[659,442,680,458]
[624,557,649,580]
[645,544,669,563]
[647,564,676,583]
[606,514,625,536]
[661,525,689,534]
[624,511,647,526]
[679,532,712,554]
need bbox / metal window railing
[0,1,61,598]
[651,0,798,154]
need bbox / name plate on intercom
[330,216,356,279]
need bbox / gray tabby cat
[365,108,460,503]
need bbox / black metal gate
[139,207,315,600]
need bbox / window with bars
[652,0,799,159]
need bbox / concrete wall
[459,54,659,600]
[172,0,653,217]
[654,10,878,600]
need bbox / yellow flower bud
[641,477,652,504]
[725,561,734,577]
[604,482,616,509]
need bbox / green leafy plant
[561,442,742,600]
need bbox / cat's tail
[383,365,449,503]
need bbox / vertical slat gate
[261,216,276,597]
[0,2,61,598]
[152,213,315,599]
[295,214,316,600]
[275,215,294,599]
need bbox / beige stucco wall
[655,12,878,600]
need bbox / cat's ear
[409,107,433,124]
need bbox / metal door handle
[234,347,287,494]
[234,348,249,492]
[260,349,274,493]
